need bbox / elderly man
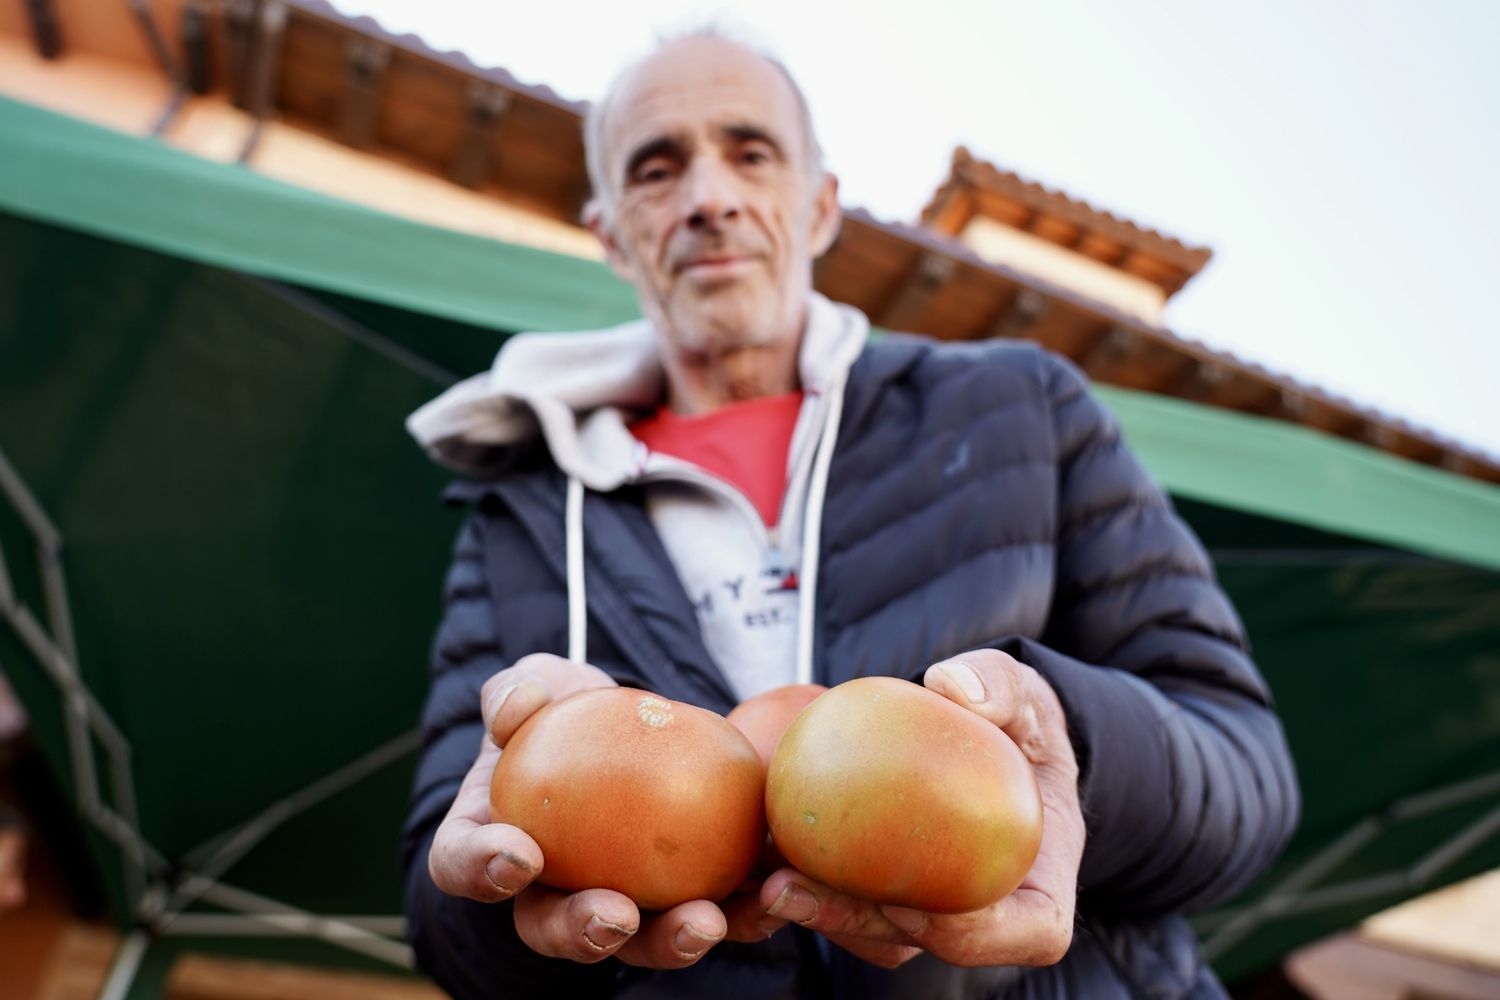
[402,30,1298,1000]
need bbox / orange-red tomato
[765,676,1043,913]
[490,687,765,910]
[726,683,828,769]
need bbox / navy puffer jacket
[401,336,1300,999]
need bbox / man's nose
[683,158,741,230]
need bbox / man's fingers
[514,886,641,964]
[923,649,1023,726]
[923,650,1069,766]
[755,871,921,967]
[482,678,551,748]
[615,900,727,968]
[759,870,913,945]
[512,887,729,969]
[824,931,924,969]
[883,888,1073,967]
[721,886,788,942]
[482,654,616,748]
[428,738,544,901]
[428,817,542,902]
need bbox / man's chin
[661,297,783,355]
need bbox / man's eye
[740,148,772,166]
[634,163,675,184]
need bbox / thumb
[923,650,1060,764]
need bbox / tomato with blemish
[490,687,765,910]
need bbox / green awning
[0,94,637,334]
[4,94,1495,572]
[1095,386,1500,570]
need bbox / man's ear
[584,200,637,282]
[808,172,843,259]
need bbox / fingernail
[767,882,818,923]
[883,905,929,936]
[932,661,986,703]
[483,856,516,894]
[583,915,632,952]
[673,922,721,958]
[486,848,536,889]
[485,682,520,727]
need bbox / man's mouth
[678,254,757,276]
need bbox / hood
[406,292,871,489]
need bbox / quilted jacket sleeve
[1003,353,1300,917]
[401,512,621,999]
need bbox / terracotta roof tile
[923,146,1213,278]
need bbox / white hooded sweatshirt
[406,293,869,700]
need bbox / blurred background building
[2,2,1499,998]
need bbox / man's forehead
[603,38,801,149]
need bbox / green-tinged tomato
[765,676,1043,913]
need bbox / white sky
[338,0,1500,459]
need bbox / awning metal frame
[1200,768,1500,959]
[0,278,491,993]
[0,444,420,995]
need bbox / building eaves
[923,146,1213,278]
[290,0,589,115]
[50,0,1488,482]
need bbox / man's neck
[662,339,801,415]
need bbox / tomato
[727,683,830,874]
[726,683,828,769]
[765,676,1042,913]
[490,687,765,910]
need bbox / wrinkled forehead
[600,39,808,173]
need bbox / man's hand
[427,653,792,967]
[755,649,1085,969]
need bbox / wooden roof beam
[1361,422,1400,451]
[1440,453,1474,476]
[24,0,63,60]
[1175,358,1233,400]
[1299,397,1365,437]
[225,0,256,109]
[1077,233,1128,267]
[127,0,179,81]
[181,0,213,96]
[127,0,190,136]
[235,0,289,164]
[877,253,954,333]
[1078,326,1135,376]
[339,37,390,150]
[450,82,512,189]
[985,288,1048,340]
[1276,388,1310,421]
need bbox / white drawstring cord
[565,474,587,663]
[795,372,847,686]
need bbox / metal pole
[241,276,460,388]
[161,913,406,937]
[186,880,413,968]
[168,728,420,918]
[96,930,150,1000]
